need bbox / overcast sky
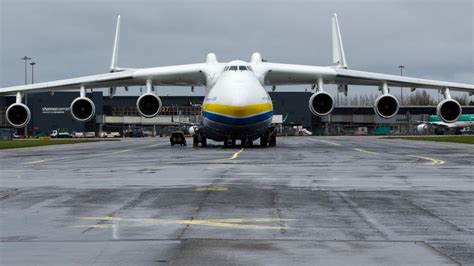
[1,0,472,99]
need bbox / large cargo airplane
[1,14,473,146]
[416,114,474,134]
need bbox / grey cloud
[1,0,472,99]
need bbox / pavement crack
[338,192,392,240]
[401,193,472,235]
[82,188,156,234]
[272,189,287,235]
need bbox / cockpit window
[225,65,253,72]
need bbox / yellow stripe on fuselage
[203,103,273,118]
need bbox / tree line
[335,90,473,106]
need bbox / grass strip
[383,136,474,144]
[0,139,110,150]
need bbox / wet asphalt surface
[0,136,473,265]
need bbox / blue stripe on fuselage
[203,111,273,126]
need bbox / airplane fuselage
[199,61,273,141]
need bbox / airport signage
[42,107,70,114]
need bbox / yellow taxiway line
[228,148,245,160]
[196,187,228,192]
[72,216,295,230]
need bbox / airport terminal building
[1,92,473,137]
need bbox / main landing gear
[259,126,277,147]
[221,127,277,148]
[193,133,207,147]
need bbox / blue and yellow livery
[202,103,273,126]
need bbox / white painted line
[307,138,342,146]
[352,148,378,154]
[406,155,445,165]
[21,159,50,165]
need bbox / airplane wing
[0,64,208,96]
[258,62,474,93]
[259,13,474,94]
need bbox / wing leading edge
[0,64,208,96]
[258,62,474,94]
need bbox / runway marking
[352,148,378,154]
[196,187,228,192]
[20,142,164,165]
[406,155,445,165]
[73,216,295,230]
[88,149,132,158]
[308,138,342,146]
[228,148,245,160]
[70,224,113,229]
[21,159,50,165]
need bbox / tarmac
[0,136,472,265]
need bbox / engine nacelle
[70,97,96,122]
[416,124,429,134]
[6,103,31,128]
[136,93,162,118]
[308,92,334,116]
[437,99,461,123]
[374,94,399,119]
[188,126,197,135]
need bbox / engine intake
[374,94,399,119]
[70,97,95,122]
[136,93,162,118]
[309,92,334,116]
[437,99,461,123]
[6,103,31,128]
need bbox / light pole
[398,65,405,104]
[21,56,32,137]
[30,61,36,83]
[21,56,32,84]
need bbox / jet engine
[308,92,335,116]
[374,94,399,119]
[437,99,461,123]
[6,103,31,128]
[70,97,96,122]
[416,124,429,134]
[136,93,162,118]
[188,125,198,135]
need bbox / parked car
[100,131,121,138]
[72,132,84,138]
[85,132,96,138]
[50,130,72,138]
[170,131,186,146]
[125,130,144,138]
[34,131,50,138]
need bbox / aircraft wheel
[193,135,199,147]
[223,138,229,148]
[260,136,268,147]
[247,138,254,147]
[269,136,276,147]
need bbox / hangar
[1,91,473,137]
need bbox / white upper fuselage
[200,60,273,140]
